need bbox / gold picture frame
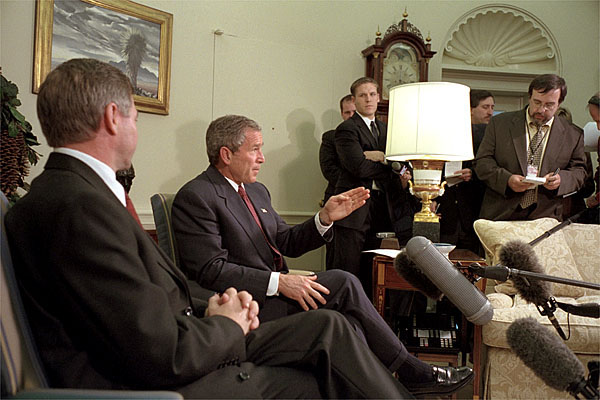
[33,0,173,115]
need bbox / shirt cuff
[314,212,333,236]
[267,272,280,296]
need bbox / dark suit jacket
[172,165,328,307]
[4,153,251,394]
[437,124,487,234]
[334,112,416,233]
[475,109,587,221]
[319,129,340,203]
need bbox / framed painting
[33,0,173,115]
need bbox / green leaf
[7,120,19,137]
[10,107,26,124]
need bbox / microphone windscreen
[507,317,585,392]
[406,236,493,325]
[394,249,443,300]
[499,240,552,305]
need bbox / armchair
[150,193,215,300]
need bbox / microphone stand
[529,206,599,247]
[469,264,600,291]
[469,264,600,321]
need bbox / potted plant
[1,73,41,204]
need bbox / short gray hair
[206,115,261,165]
[37,58,133,147]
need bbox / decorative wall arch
[442,4,561,74]
[440,4,562,109]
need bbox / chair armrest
[9,389,183,399]
[288,269,316,276]
[487,292,514,309]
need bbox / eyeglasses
[530,99,558,112]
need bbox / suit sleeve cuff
[267,272,280,296]
[314,212,333,235]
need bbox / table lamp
[386,82,473,241]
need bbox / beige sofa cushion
[473,218,586,298]
[482,294,600,353]
[561,223,600,296]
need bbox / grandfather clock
[362,11,436,121]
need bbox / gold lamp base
[410,185,446,223]
[408,160,447,223]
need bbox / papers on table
[363,249,401,259]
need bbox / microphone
[394,249,443,300]
[507,317,599,399]
[500,240,567,340]
[391,161,408,176]
[405,236,493,325]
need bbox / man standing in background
[319,94,355,268]
[475,74,586,221]
[332,77,416,295]
[470,89,495,124]
[433,89,493,254]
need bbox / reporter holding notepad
[474,74,587,221]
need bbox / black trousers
[330,190,394,295]
[177,310,413,399]
[259,270,409,373]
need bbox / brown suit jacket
[475,109,586,221]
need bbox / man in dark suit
[433,90,493,254]
[475,74,587,221]
[319,94,355,268]
[172,114,473,397]
[332,77,417,290]
[320,94,355,205]
[4,58,415,398]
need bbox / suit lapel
[540,117,565,176]
[47,153,192,291]
[376,119,387,151]
[510,110,528,175]
[206,166,274,267]
[352,113,379,149]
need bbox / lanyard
[527,124,547,165]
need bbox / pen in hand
[553,168,560,176]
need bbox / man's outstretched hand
[319,187,370,225]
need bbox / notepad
[523,176,546,185]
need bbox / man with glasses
[475,74,586,221]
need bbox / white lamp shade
[386,82,474,161]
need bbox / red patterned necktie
[125,192,143,229]
[238,185,283,271]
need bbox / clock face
[382,43,419,100]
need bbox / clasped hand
[206,287,259,335]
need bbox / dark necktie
[238,185,283,271]
[125,192,143,228]
[520,123,548,208]
[370,120,379,144]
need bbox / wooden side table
[372,249,487,399]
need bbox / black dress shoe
[405,366,474,396]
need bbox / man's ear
[103,102,120,136]
[219,146,232,165]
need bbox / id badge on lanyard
[526,164,538,178]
